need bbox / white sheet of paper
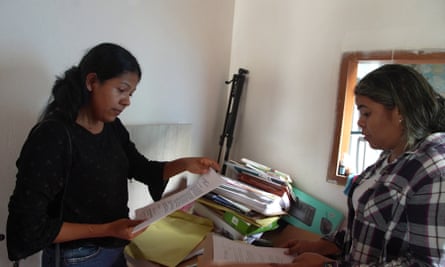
[132,169,225,233]
[212,234,294,264]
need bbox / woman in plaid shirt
[278,64,445,267]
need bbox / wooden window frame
[327,50,445,185]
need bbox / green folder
[223,210,280,236]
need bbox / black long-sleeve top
[7,116,167,260]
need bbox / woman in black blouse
[7,42,219,267]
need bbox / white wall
[0,1,234,266]
[229,0,445,214]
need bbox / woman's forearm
[54,218,142,243]
[53,222,110,243]
[163,158,187,180]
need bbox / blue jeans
[42,244,127,267]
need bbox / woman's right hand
[280,239,323,255]
[106,218,147,240]
[280,239,340,256]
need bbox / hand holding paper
[132,168,225,233]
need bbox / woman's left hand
[164,157,220,179]
[184,157,220,174]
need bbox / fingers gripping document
[132,169,225,233]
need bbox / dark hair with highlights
[355,64,445,149]
[40,43,141,122]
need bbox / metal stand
[217,68,249,174]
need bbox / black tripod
[217,68,249,174]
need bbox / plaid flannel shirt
[340,132,445,266]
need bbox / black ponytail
[39,66,85,122]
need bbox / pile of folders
[193,158,296,243]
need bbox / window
[327,50,445,185]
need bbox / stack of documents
[192,158,295,243]
[213,176,289,216]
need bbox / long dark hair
[355,64,445,149]
[40,43,142,122]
